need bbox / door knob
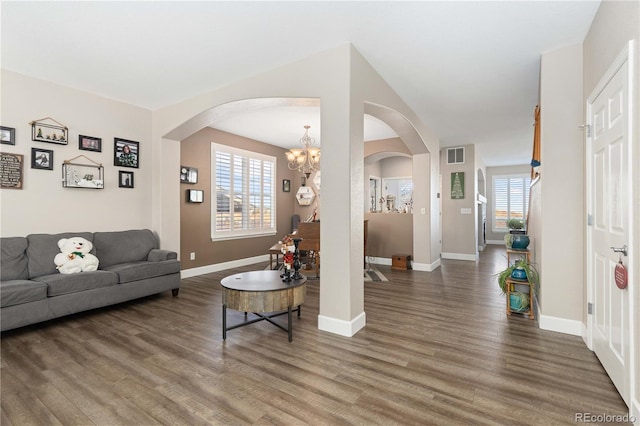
[610,245,628,256]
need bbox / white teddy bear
[54,237,99,274]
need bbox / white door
[587,49,631,406]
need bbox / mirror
[382,177,413,213]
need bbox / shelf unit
[505,248,535,320]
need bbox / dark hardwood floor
[1,245,629,425]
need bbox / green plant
[507,218,524,230]
[495,257,539,295]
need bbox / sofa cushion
[0,279,48,308]
[1,237,29,281]
[103,260,180,284]
[27,232,94,278]
[33,270,118,297]
[93,229,158,268]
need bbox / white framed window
[492,174,531,232]
[211,143,276,241]
[447,147,465,164]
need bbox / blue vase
[511,235,530,250]
[511,268,527,280]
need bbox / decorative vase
[511,267,527,281]
[511,234,530,250]
[509,292,529,311]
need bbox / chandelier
[285,125,321,178]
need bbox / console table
[220,270,307,342]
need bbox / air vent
[447,147,465,164]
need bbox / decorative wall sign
[180,166,198,183]
[30,117,68,145]
[79,135,102,152]
[62,155,104,189]
[1,126,16,145]
[119,171,134,188]
[31,148,54,170]
[615,260,628,290]
[0,153,24,189]
[114,138,139,168]
[451,172,465,199]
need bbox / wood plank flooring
[1,245,629,425]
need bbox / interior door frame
[585,41,636,408]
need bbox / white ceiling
[1,1,600,166]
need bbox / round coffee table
[220,270,307,342]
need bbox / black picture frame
[283,179,291,192]
[0,126,16,145]
[114,138,139,168]
[119,170,134,188]
[186,189,204,203]
[180,166,198,183]
[31,148,54,170]
[79,135,102,152]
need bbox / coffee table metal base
[222,305,301,342]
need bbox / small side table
[505,248,534,320]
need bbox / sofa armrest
[147,249,177,262]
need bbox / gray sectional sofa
[1,229,181,332]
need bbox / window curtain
[531,105,541,178]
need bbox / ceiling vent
[447,147,465,165]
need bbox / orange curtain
[531,105,541,178]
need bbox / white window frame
[211,143,277,241]
[492,174,531,233]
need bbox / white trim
[486,240,506,245]
[441,252,479,262]
[413,258,441,272]
[631,399,639,426]
[538,314,583,337]
[368,256,391,266]
[318,312,366,337]
[180,254,269,278]
[369,256,441,271]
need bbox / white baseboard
[413,258,441,271]
[538,314,583,336]
[369,256,441,271]
[441,252,479,262]
[487,240,506,245]
[318,311,366,337]
[180,254,269,278]
[368,256,391,266]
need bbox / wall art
[1,126,16,145]
[114,138,139,168]
[31,148,54,170]
[30,117,68,145]
[0,153,24,189]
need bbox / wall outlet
[421,208,426,214]
[190,252,196,260]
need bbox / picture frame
[31,148,54,170]
[79,135,102,152]
[114,138,139,168]
[0,153,23,189]
[180,166,198,183]
[119,171,134,188]
[1,126,16,145]
[283,179,291,192]
[30,117,68,145]
[451,172,465,199]
[186,189,204,203]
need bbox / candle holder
[292,238,303,279]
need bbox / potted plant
[496,257,539,295]
[507,218,525,234]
